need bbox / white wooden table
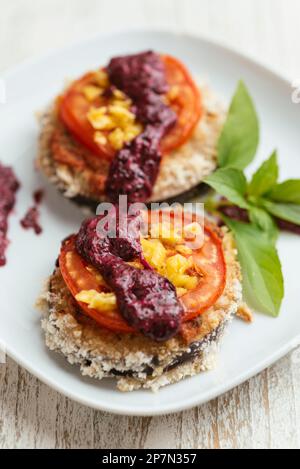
[1,0,300,449]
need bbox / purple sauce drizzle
[20,189,44,235]
[105,51,177,203]
[218,205,250,224]
[33,189,44,205]
[218,203,300,236]
[75,210,183,341]
[274,217,300,235]
[20,207,42,235]
[0,163,20,266]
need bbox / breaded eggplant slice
[40,230,241,392]
[36,83,226,206]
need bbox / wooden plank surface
[0,0,300,449]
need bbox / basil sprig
[218,80,259,169]
[223,217,284,317]
[248,150,278,196]
[204,81,300,316]
[248,206,278,244]
[203,168,249,209]
[267,180,300,204]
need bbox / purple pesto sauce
[0,163,19,266]
[218,203,300,236]
[20,206,42,235]
[20,189,44,235]
[75,211,183,341]
[105,51,177,203]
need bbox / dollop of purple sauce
[105,51,177,203]
[75,210,183,341]
[0,163,20,266]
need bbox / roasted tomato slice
[59,72,115,160]
[59,55,201,161]
[59,236,135,333]
[59,213,226,335]
[160,55,202,153]
[181,226,226,321]
[164,210,226,321]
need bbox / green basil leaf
[248,206,278,243]
[223,217,284,317]
[248,150,278,196]
[260,199,300,225]
[218,80,259,170]
[204,168,249,209]
[267,179,300,204]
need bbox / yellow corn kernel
[176,287,187,297]
[91,105,107,115]
[166,254,191,274]
[108,128,125,150]
[75,290,117,312]
[141,238,166,273]
[82,85,103,102]
[112,89,127,100]
[94,131,107,145]
[124,123,143,142]
[166,254,198,290]
[176,244,193,256]
[87,108,115,130]
[111,98,131,109]
[93,70,109,88]
[178,275,198,290]
[108,105,135,127]
[150,222,183,245]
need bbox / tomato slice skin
[58,213,226,335]
[160,55,202,153]
[58,55,201,162]
[59,236,135,333]
[59,73,115,160]
[181,226,226,321]
[159,210,226,321]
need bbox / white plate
[1,30,300,416]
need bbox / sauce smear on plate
[20,189,44,235]
[0,162,19,266]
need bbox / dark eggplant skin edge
[63,182,211,213]
[79,323,225,378]
[48,264,226,380]
[48,182,222,380]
